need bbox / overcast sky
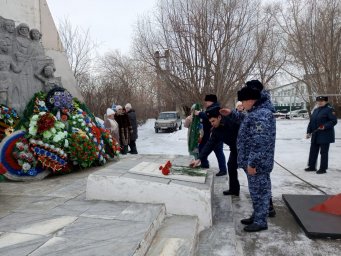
[46,0,157,55]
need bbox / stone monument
[0,0,83,113]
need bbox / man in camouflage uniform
[236,80,276,232]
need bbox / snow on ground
[137,118,340,195]
[137,118,341,255]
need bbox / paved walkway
[0,160,165,256]
[197,163,341,256]
[0,155,340,256]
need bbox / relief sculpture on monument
[0,3,115,183]
[0,16,63,114]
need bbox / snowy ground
[137,118,341,255]
[137,118,341,195]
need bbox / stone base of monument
[283,194,341,239]
[86,154,214,233]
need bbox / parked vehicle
[285,109,309,119]
[274,112,287,119]
[154,111,182,133]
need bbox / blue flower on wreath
[54,101,61,107]
[28,169,37,176]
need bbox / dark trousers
[228,145,239,193]
[308,143,330,170]
[121,145,128,154]
[128,140,138,154]
[199,140,226,172]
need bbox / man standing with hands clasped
[305,96,337,174]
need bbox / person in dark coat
[114,105,132,154]
[191,106,240,196]
[195,94,227,176]
[305,96,337,174]
[125,103,138,154]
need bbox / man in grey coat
[125,103,138,154]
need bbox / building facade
[269,81,308,112]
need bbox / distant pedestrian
[125,103,138,154]
[104,108,120,142]
[235,101,244,112]
[114,105,132,154]
[305,96,337,174]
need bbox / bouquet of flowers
[159,160,206,176]
[69,109,107,164]
[67,133,98,168]
[101,128,120,158]
[0,104,20,142]
[0,104,19,126]
[12,137,38,175]
[46,87,74,112]
[28,112,68,148]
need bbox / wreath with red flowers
[67,133,98,168]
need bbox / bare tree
[98,51,158,120]
[252,2,287,87]
[58,18,98,89]
[278,0,341,112]
[133,0,283,108]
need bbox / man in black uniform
[305,96,337,174]
[191,106,240,196]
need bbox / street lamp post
[154,50,170,110]
[154,49,170,71]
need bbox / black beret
[246,80,263,91]
[204,94,217,103]
[237,86,261,101]
[206,106,221,118]
[316,96,328,101]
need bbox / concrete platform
[0,163,168,256]
[146,215,198,256]
[1,154,341,255]
[86,154,214,232]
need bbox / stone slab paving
[0,158,166,256]
[197,164,341,256]
[2,154,340,256]
[197,174,239,256]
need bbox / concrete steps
[197,175,240,256]
[145,215,198,256]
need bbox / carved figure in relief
[35,63,62,93]
[0,38,22,105]
[29,28,45,57]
